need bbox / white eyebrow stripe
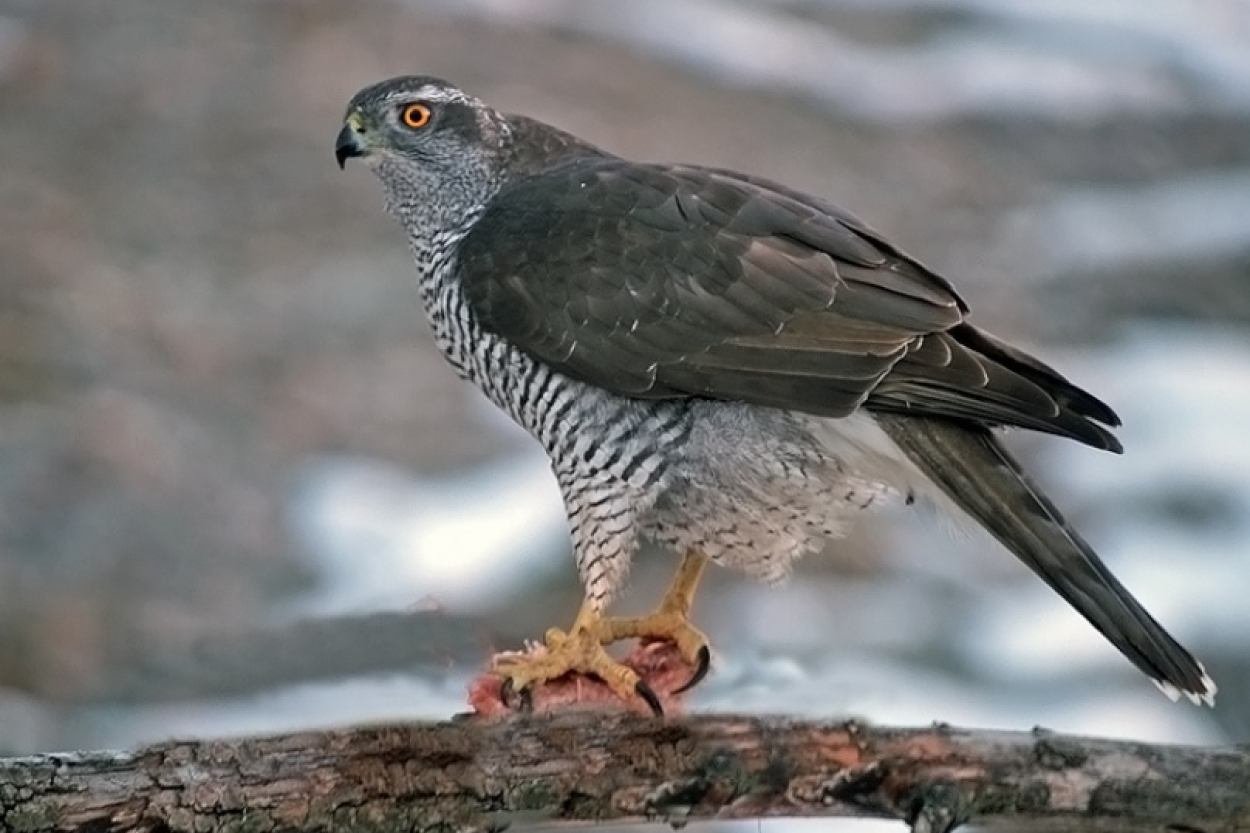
[383,86,473,106]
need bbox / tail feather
[878,414,1215,705]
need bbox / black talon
[673,644,711,694]
[635,679,664,717]
[499,677,533,713]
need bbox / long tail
[878,414,1215,705]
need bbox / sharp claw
[635,679,664,717]
[673,644,711,694]
[499,676,533,713]
[499,676,515,709]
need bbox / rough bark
[1,713,1246,833]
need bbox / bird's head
[336,76,513,230]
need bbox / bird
[334,75,1215,713]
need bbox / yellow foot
[493,605,666,715]
[600,549,713,693]
[492,552,714,715]
[599,610,711,695]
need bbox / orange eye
[401,103,432,129]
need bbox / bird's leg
[599,550,712,693]
[492,599,666,715]
[491,552,713,713]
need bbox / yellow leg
[492,551,713,714]
[492,599,661,713]
[600,551,712,692]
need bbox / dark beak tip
[334,124,362,170]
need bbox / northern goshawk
[335,75,1215,712]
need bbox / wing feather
[457,157,1120,449]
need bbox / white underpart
[802,410,968,518]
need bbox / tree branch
[1,713,1246,832]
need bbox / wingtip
[1153,664,1217,707]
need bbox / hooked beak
[335,113,367,169]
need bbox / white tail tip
[1153,663,1217,707]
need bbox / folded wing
[457,157,1120,450]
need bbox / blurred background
[1,0,1248,822]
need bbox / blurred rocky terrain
[1,0,1247,765]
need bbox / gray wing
[457,157,1120,450]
